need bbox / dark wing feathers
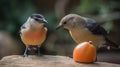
[85,18,108,35]
[20,23,26,30]
[19,23,26,35]
[84,18,119,48]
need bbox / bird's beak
[41,18,48,24]
[56,25,63,30]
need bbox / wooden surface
[0,55,120,67]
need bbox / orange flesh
[73,42,96,63]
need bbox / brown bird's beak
[56,25,63,30]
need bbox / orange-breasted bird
[56,14,119,49]
[20,14,48,57]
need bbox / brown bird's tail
[104,36,119,49]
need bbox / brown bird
[56,14,119,48]
[20,14,48,56]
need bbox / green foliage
[75,0,101,14]
[44,12,58,31]
[74,0,120,31]
[102,21,114,31]
[0,0,36,35]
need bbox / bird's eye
[63,22,67,24]
[34,18,39,21]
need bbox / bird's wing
[84,18,108,35]
[20,23,26,30]
[84,18,119,48]
[19,23,26,35]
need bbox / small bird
[56,14,119,48]
[20,14,48,57]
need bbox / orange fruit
[73,41,96,63]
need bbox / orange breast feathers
[21,28,47,46]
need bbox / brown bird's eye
[63,22,67,24]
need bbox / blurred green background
[0,0,120,64]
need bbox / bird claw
[37,48,42,56]
[23,53,28,57]
[23,47,29,57]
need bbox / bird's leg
[23,46,29,57]
[37,46,41,56]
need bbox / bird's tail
[104,36,119,48]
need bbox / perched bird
[56,14,119,48]
[20,14,48,57]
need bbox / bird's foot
[23,53,28,57]
[23,46,29,57]
[37,47,42,56]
